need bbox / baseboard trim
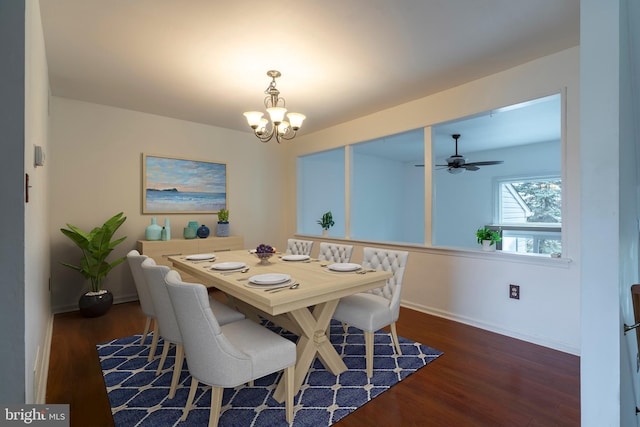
[400,300,580,356]
[52,293,139,314]
[36,313,54,403]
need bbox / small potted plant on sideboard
[476,226,501,251]
[216,208,230,237]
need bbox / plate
[249,273,291,285]
[244,280,292,289]
[281,254,310,262]
[185,253,216,261]
[327,263,362,272]
[210,262,246,271]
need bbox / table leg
[273,299,345,402]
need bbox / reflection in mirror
[350,128,425,244]
[430,93,562,253]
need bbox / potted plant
[317,211,335,237]
[60,212,127,317]
[476,226,501,251]
[216,208,230,237]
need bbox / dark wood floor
[46,300,580,426]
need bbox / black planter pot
[79,290,113,318]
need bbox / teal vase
[145,217,162,241]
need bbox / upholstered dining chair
[317,242,354,263]
[286,238,314,256]
[141,258,245,399]
[331,247,409,378]
[165,270,297,426]
[126,250,159,361]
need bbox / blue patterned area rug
[97,320,443,426]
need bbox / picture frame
[142,154,227,214]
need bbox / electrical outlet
[509,284,520,300]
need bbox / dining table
[168,249,392,402]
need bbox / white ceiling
[39,0,580,136]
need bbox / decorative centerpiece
[255,243,276,264]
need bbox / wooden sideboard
[137,236,244,282]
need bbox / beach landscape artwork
[143,154,227,213]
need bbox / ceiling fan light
[448,167,465,174]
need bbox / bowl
[255,252,274,264]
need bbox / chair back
[126,250,155,318]
[165,271,252,387]
[286,238,314,256]
[141,258,182,344]
[318,242,354,263]
[362,247,409,318]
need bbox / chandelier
[243,70,306,143]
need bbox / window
[495,177,562,254]
[296,148,345,237]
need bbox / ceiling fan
[416,134,504,173]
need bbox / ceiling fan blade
[414,164,424,167]
[462,165,480,171]
[465,160,504,166]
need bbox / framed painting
[142,154,227,214]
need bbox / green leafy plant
[60,212,127,293]
[317,211,335,230]
[217,208,229,223]
[476,227,502,246]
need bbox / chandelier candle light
[243,70,305,143]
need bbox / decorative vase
[79,290,113,318]
[216,222,229,237]
[163,218,171,240]
[322,229,328,237]
[481,240,495,251]
[183,227,197,239]
[197,225,210,238]
[145,217,162,240]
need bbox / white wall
[289,47,581,354]
[49,98,288,312]
[581,0,640,425]
[24,0,52,403]
[433,140,560,249]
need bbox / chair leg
[209,386,223,427]
[285,365,294,423]
[181,378,199,421]
[169,344,184,399]
[148,320,159,362]
[390,322,402,355]
[156,340,170,375]
[364,331,374,378]
[141,317,152,344]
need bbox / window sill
[296,234,573,268]
[422,245,572,268]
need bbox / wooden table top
[169,250,392,316]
